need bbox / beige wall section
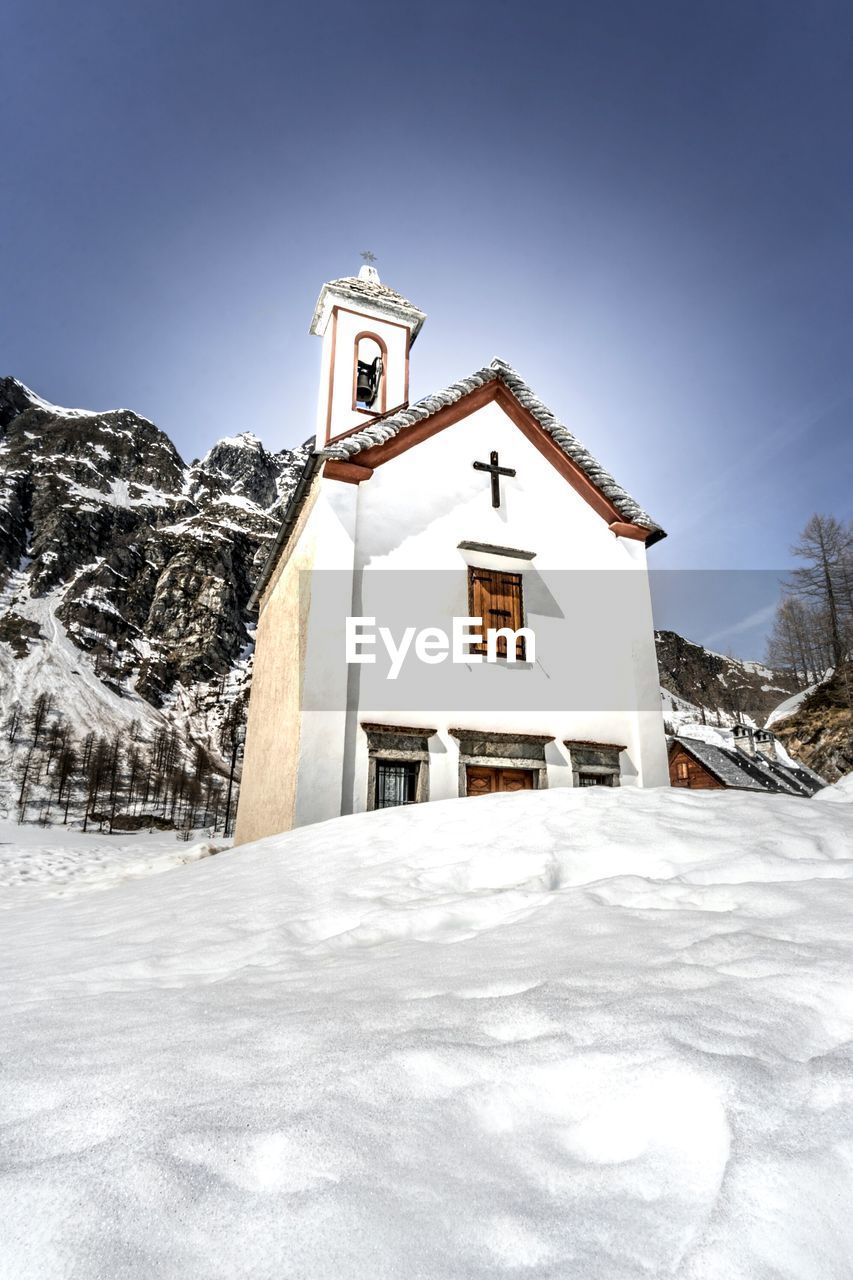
[232,476,320,846]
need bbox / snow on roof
[322,358,665,539]
[677,723,736,749]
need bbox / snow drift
[2,785,853,1279]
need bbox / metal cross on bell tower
[358,250,380,284]
[473,450,516,508]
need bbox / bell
[356,361,377,406]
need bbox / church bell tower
[309,258,426,447]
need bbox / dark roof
[671,736,826,796]
[323,359,665,541]
[749,754,826,797]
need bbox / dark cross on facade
[473,450,516,508]
[360,249,377,264]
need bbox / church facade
[234,265,669,842]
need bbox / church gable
[322,358,665,546]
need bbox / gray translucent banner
[296,569,787,713]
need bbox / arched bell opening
[352,332,387,414]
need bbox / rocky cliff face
[0,378,308,759]
[769,663,853,782]
[655,629,798,730]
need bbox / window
[468,567,526,659]
[675,760,690,786]
[375,760,418,808]
[363,723,434,812]
[352,333,387,413]
[564,740,624,789]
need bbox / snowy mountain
[0,377,308,779]
[656,628,797,731]
[3,783,853,1275]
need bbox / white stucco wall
[315,306,411,444]
[288,399,668,825]
[291,478,359,828]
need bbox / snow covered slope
[3,786,853,1279]
[766,679,826,728]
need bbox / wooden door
[466,766,495,797]
[499,768,534,792]
[466,766,534,796]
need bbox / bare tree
[125,741,143,817]
[55,741,78,825]
[5,702,22,745]
[789,515,853,668]
[105,733,123,833]
[220,699,247,836]
[44,715,67,778]
[82,737,110,833]
[766,596,830,687]
[17,693,54,820]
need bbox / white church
[234,264,669,842]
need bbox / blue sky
[3,0,852,655]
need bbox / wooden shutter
[468,568,525,659]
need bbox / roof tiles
[322,358,665,539]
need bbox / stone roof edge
[321,358,665,539]
[309,279,427,339]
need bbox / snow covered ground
[0,822,226,900]
[2,785,853,1279]
[815,771,853,804]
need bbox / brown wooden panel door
[466,766,535,796]
[498,768,534,793]
[466,766,496,797]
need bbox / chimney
[753,729,777,761]
[731,724,755,757]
